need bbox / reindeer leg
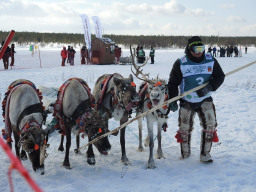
[120,114,129,165]
[147,118,155,169]
[63,125,71,169]
[74,135,81,154]
[156,121,165,159]
[58,135,65,151]
[86,143,95,165]
[137,117,144,152]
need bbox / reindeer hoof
[74,149,80,154]
[146,163,156,169]
[58,147,64,152]
[137,146,144,152]
[87,157,95,165]
[121,156,130,165]
[62,163,71,169]
[146,159,156,169]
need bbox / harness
[53,78,93,135]
[136,82,170,132]
[2,81,46,142]
[97,74,127,113]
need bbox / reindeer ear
[129,74,133,82]
[113,77,121,86]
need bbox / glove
[196,84,213,97]
[169,101,178,112]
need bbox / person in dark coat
[167,36,225,163]
[1,41,11,70]
[69,46,76,65]
[149,46,155,64]
[114,45,122,64]
[212,46,217,57]
[81,45,86,65]
[67,45,71,63]
[245,46,247,54]
[10,44,16,66]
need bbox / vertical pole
[38,45,42,68]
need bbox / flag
[80,14,92,50]
[91,16,103,38]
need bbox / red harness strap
[2,85,22,142]
[97,74,115,109]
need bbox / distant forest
[0,31,256,48]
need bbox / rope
[0,137,43,192]
[79,59,256,150]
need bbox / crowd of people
[136,45,155,64]
[0,41,16,70]
[61,45,90,66]
[207,45,246,58]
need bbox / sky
[0,0,256,36]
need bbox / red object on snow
[0,30,15,60]
[0,137,43,192]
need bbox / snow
[1,46,256,192]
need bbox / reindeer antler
[130,45,156,84]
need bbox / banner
[91,16,103,39]
[80,14,91,50]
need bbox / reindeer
[53,78,111,169]
[93,73,140,165]
[131,51,171,169]
[2,79,48,174]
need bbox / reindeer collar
[20,120,41,135]
[145,94,169,119]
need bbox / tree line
[0,31,255,48]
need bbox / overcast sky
[0,0,255,36]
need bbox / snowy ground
[0,46,256,192]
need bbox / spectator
[81,45,86,65]
[212,46,217,57]
[69,46,76,65]
[234,46,238,57]
[138,46,145,63]
[149,46,155,64]
[245,46,247,54]
[226,46,230,57]
[61,46,68,66]
[229,46,234,57]
[1,41,11,70]
[208,46,212,54]
[10,43,16,66]
[136,45,140,61]
[114,45,122,64]
[67,45,71,64]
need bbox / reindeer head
[147,79,167,107]
[84,110,111,155]
[19,122,48,174]
[113,74,140,111]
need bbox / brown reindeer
[93,73,140,165]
